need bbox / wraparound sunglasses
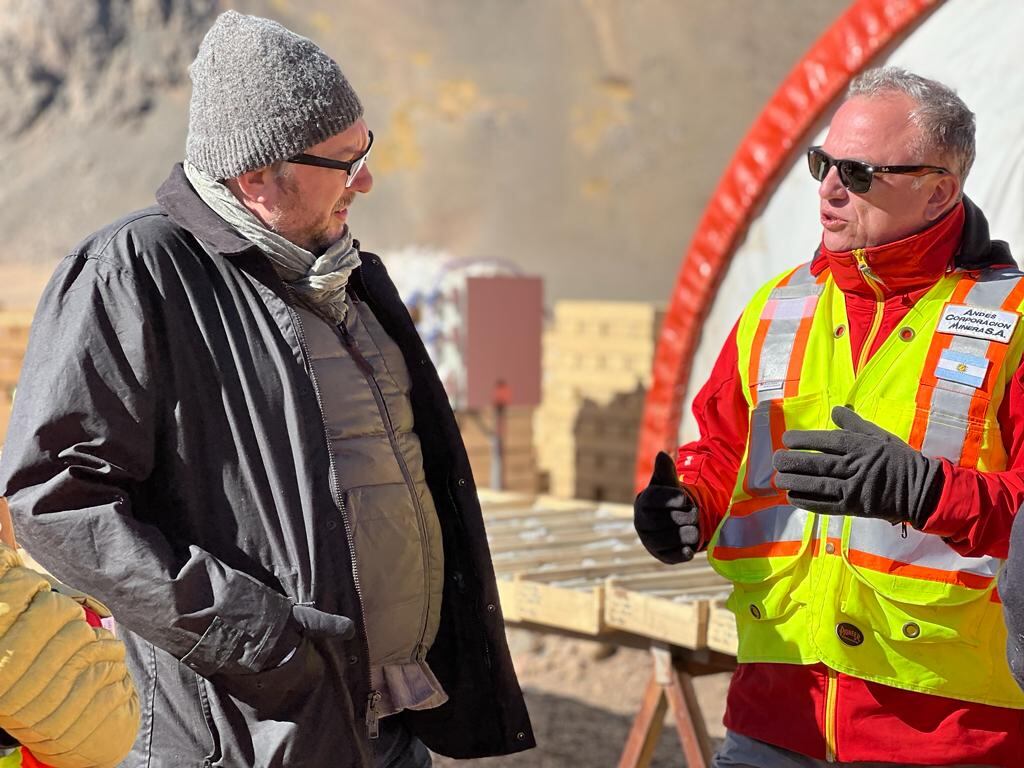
[807,145,949,194]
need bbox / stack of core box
[455,406,538,494]
[0,312,31,445]
[534,302,665,503]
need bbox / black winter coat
[0,166,534,767]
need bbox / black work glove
[772,405,944,527]
[633,451,701,564]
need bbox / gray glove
[267,604,355,669]
[633,451,700,564]
[772,405,944,527]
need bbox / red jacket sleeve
[675,322,749,549]
[921,358,1024,559]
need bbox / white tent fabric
[679,0,1024,443]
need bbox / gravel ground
[432,629,730,768]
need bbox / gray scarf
[184,161,362,324]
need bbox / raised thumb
[648,451,681,488]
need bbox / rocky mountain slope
[0,0,847,307]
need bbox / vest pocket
[726,559,814,626]
[839,531,993,646]
[838,572,988,646]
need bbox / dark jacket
[0,166,534,767]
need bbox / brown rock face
[0,0,217,137]
[0,0,847,308]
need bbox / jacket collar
[156,163,256,255]
[816,202,964,299]
[810,197,1017,299]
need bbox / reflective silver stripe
[848,517,999,580]
[718,505,809,549]
[746,265,823,492]
[755,263,823,401]
[824,514,844,540]
[746,403,776,490]
[921,269,1024,461]
[963,268,1024,307]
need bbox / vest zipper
[853,248,885,374]
[366,690,382,740]
[336,317,436,665]
[825,666,839,762]
[285,295,377,738]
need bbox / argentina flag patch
[935,348,990,388]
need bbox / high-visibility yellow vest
[708,259,1024,708]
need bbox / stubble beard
[267,188,356,255]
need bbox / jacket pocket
[212,637,324,718]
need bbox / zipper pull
[852,248,887,288]
[366,690,382,739]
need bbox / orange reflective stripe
[784,310,815,398]
[730,494,790,517]
[712,540,804,561]
[847,548,995,590]
[1001,274,1024,312]
[748,316,772,401]
[909,277,975,450]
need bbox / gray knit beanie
[186,10,363,179]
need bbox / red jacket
[680,201,1024,766]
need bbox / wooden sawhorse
[618,643,736,768]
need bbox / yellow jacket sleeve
[0,545,139,768]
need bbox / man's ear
[229,167,275,205]
[923,172,962,222]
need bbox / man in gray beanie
[0,10,533,768]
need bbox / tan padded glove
[0,546,139,768]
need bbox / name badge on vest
[937,303,1019,344]
[935,349,990,389]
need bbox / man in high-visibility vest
[635,66,1024,767]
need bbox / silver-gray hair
[847,66,976,183]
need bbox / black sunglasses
[807,146,949,194]
[286,131,374,188]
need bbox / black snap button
[486,603,496,612]
[326,520,337,530]
[749,604,761,619]
[457,478,467,487]
[833,324,846,338]
[348,655,359,665]
[902,622,920,639]
[516,731,526,741]
[899,327,915,342]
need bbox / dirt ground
[432,629,730,768]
